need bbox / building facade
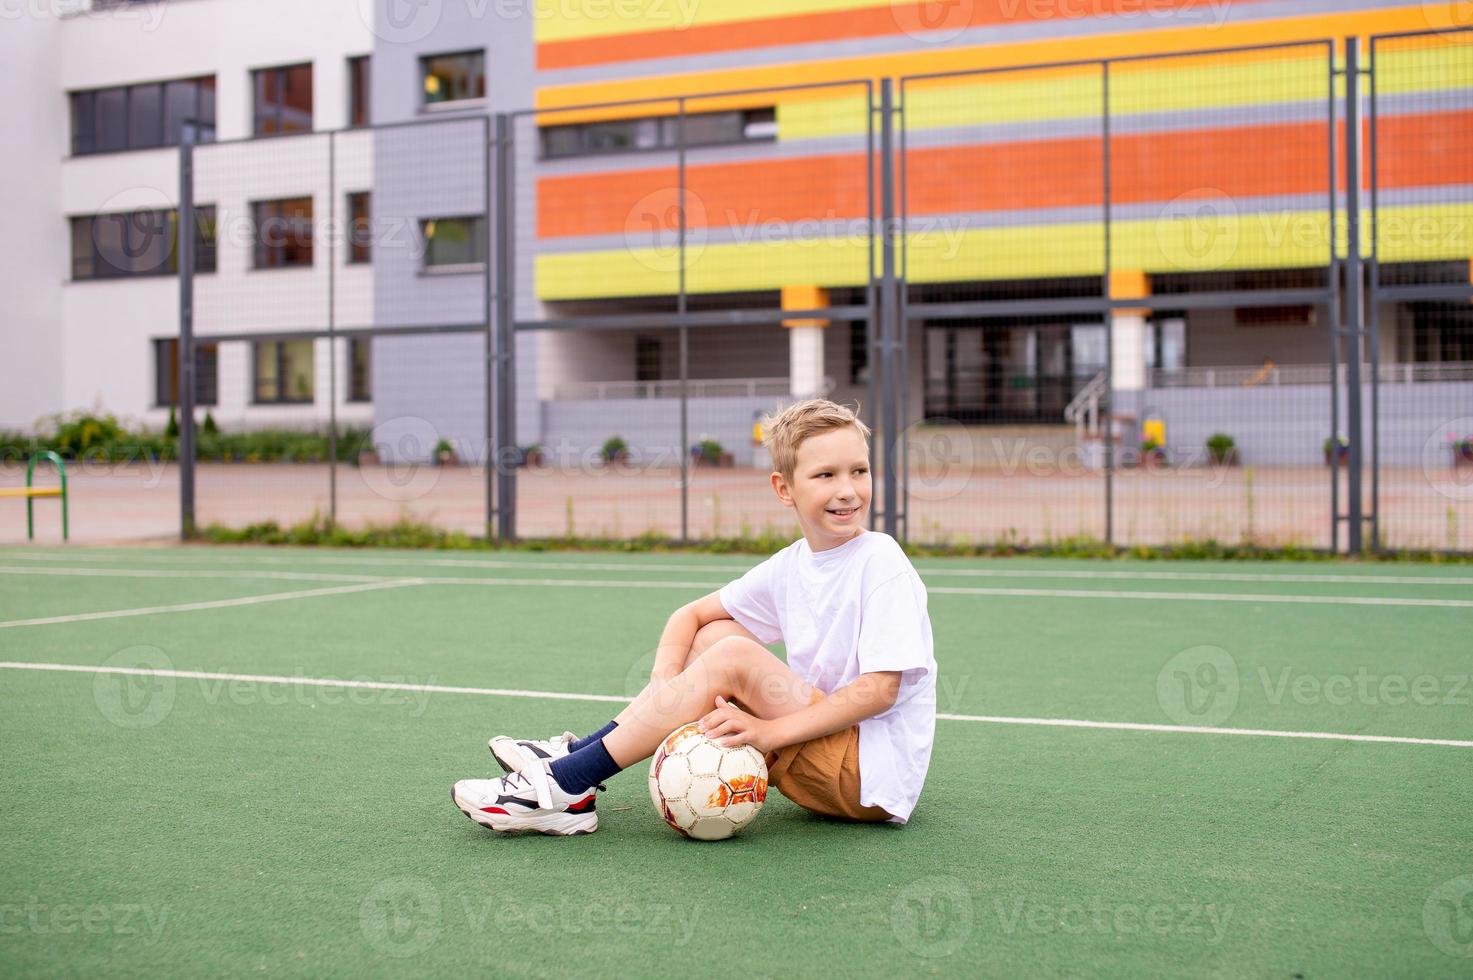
[2,0,1469,469]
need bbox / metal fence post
[327,130,338,529]
[485,114,496,539]
[493,113,517,541]
[1101,61,1114,547]
[867,81,880,532]
[1365,36,1382,552]
[878,79,900,538]
[1344,36,1366,555]
[677,97,689,543]
[178,132,196,540]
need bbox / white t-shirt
[718,530,936,823]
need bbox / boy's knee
[692,621,758,656]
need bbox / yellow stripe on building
[535,6,1436,112]
[533,203,1472,300]
[532,0,893,44]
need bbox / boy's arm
[650,590,732,682]
[700,671,902,755]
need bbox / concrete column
[1109,270,1150,393]
[782,285,828,398]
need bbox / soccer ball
[648,722,768,840]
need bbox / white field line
[4,565,1472,609]
[926,585,1473,608]
[5,549,1471,588]
[0,565,387,584]
[0,661,626,704]
[3,660,1469,749]
[0,579,425,630]
[934,712,1473,748]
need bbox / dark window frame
[70,206,217,281]
[347,55,371,128]
[348,337,372,403]
[252,62,314,136]
[154,338,219,408]
[69,75,216,156]
[347,191,372,265]
[251,197,315,270]
[420,49,486,108]
[252,339,316,405]
[419,214,486,271]
[538,108,776,160]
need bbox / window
[154,339,218,407]
[252,197,314,269]
[348,56,370,127]
[70,206,217,280]
[635,337,662,382]
[347,192,371,264]
[850,321,870,385]
[421,50,484,107]
[420,216,485,269]
[253,63,313,135]
[349,337,371,402]
[539,108,775,159]
[254,340,315,404]
[70,76,216,155]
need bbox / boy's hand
[698,696,776,754]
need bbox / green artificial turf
[1,546,1471,978]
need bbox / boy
[453,399,936,834]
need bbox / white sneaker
[487,730,576,773]
[452,762,599,836]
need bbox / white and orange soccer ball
[648,722,769,840]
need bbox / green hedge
[0,413,370,465]
[197,517,1473,563]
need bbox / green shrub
[602,436,628,462]
[1206,432,1236,463]
[697,438,723,464]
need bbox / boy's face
[771,425,872,551]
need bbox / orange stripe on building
[536,0,1280,71]
[537,109,1473,239]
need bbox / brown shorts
[765,691,892,823]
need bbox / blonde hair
[762,398,871,480]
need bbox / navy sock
[569,720,617,753]
[550,739,623,794]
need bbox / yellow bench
[0,487,62,498]
[4,451,68,540]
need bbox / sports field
[1,545,1471,977]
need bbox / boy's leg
[454,637,811,834]
[615,619,759,727]
[603,636,815,769]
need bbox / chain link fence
[64,34,1464,554]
